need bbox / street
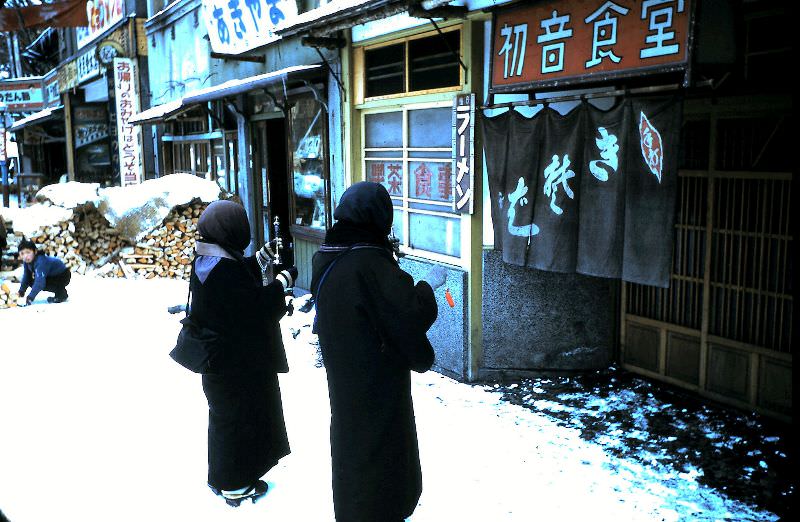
[0,275,783,522]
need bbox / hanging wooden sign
[491,0,694,93]
[452,93,475,214]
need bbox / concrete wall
[399,257,469,380]
[480,249,616,379]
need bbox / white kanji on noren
[589,127,620,181]
[639,112,665,182]
[506,177,540,238]
[543,154,576,215]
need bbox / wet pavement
[493,368,795,520]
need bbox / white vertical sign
[113,57,143,187]
[452,93,475,214]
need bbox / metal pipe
[479,82,704,111]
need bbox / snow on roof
[9,105,63,131]
[128,99,185,125]
[282,0,375,28]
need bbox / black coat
[312,246,437,521]
[190,255,290,490]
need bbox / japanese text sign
[492,0,692,92]
[77,0,126,49]
[452,94,475,214]
[113,58,143,187]
[202,0,298,55]
[0,80,45,112]
[0,128,6,162]
[44,71,60,107]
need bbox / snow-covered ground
[0,275,784,521]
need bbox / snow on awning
[10,105,63,131]
[128,99,191,125]
[129,64,323,126]
[182,64,323,105]
[277,0,409,38]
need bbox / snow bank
[37,181,101,209]
[5,204,74,238]
[95,175,221,242]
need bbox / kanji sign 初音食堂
[491,0,692,92]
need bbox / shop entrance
[252,117,293,267]
[620,96,792,420]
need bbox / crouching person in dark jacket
[191,200,295,507]
[17,239,71,305]
[311,182,447,522]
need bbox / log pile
[28,205,127,275]
[116,200,206,281]
[0,281,18,309]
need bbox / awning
[128,99,191,125]
[10,105,64,131]
[277,0,409,38]
[129,64,323,126]
[183,64,323,104]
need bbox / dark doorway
[252,117,293,268]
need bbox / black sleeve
[225,265,287,327]
[359,257,438,373]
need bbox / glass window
[365,43,405,98]
[410,213,460,257]
[363,30,461,99]
[365,112,403,148]
[289,97,327,230]
[409,107,452,148]
[362,103,459,261]
[409,30,461,92]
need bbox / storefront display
[289,97,327,230]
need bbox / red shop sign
[491,0,694,93]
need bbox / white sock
[221,485,250,497]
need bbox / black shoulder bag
[169,259,223,373]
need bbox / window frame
[354,25,464,105]
[361,100,463,266]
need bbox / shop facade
[139,0,345,288]
[477,0,790,422]
[2,74,65,203]
[130,0,791,421]
[6,0,152,191]
[282,0,791,421]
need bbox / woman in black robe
[190,200,295,506]
[311,182,446,521]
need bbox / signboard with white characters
[202,0,298,55]
[452,93,475,214]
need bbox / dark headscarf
[325,182,393,247]
[198,200,251,260]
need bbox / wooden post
[63,92,76,182]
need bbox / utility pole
[12,33,22,77]
[1,101,9,207]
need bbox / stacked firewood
[28,205,127,275]
[117,200,206,280]
[0,281,18,309]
